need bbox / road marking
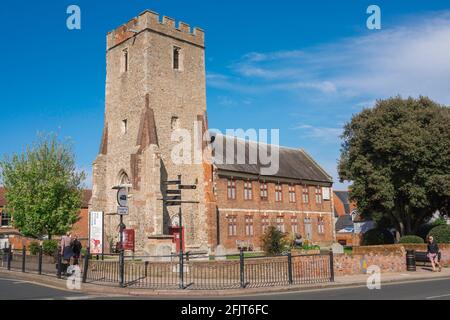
[426,293,450,300]
[64,295,98,300]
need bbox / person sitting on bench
[427,235,442,272]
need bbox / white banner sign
[89,211,103,254]
[322,187,331,200]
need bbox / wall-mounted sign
[89,211,103,254]
[322,187,331,201]
[122,229,135,251]
[117,188,128,207]
[117,206,129,215]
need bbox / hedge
[28,241,41,255]
[428,225,450,244]
[398,235,424,244]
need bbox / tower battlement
[107,10,205,50]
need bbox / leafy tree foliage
[362,228,395,245]
[0,134,85,239]
[339,97,450,236]
[261,226,289,255]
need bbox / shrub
[362,228,395,246]
[28,241,41,255]
[42,239,58,256]
[399,235,424,244]
[428,225,450,244]
[261,226,289,255]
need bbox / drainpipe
[330,187,336,244]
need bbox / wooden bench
[415,251,441,266]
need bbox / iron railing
[0,246,334,290]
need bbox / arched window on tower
[118,171,130,189]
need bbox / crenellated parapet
[107,10,205,50]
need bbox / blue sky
[1,0,450,189]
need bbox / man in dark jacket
[427,236,442,272]
[71,235,82,266]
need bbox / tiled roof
[212,135,333,183]
[334,191,351,214]
[0,187,92,208]
[335,215,354,231]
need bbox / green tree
[261,226,289,255]
[339,96,450,236]
[0,133,85,239]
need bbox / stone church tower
[90,10,215,255]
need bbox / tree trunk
[399,222,405,237]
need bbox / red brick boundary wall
[334,245,406,276]
[334,244,450,276]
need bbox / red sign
[169,227,185,253]
[122,229,135,251]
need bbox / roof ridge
[214,134,301,151]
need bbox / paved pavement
[1,276,450,300]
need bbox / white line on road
[426,293,450,300]
[64,295,96,300]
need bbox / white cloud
[292,124,342,143]
[218,11,450,105]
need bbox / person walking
[60,232,73,274]
[71,234,82,266]
[427,236,442,272]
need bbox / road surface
[0,276,449,300]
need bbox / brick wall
[334,249,406,276]
[335,244,450,276]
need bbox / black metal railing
[0,246,334,290]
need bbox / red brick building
[209,136,335,252]
[0,187,91,249]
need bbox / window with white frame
[227,179,236,200]
[260,182,268,201]
[318,216,325,234]
[227,215,237,237]
[291,215,298,234]
[302,186,309,203]
[289,185,296,203]
[261,215,270,233]
[244,181,253,200]
[245,216,254,236]
[275,184,283,202]
[276,216,285,233]
[0,210,11,227]
[315,186,323,204]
